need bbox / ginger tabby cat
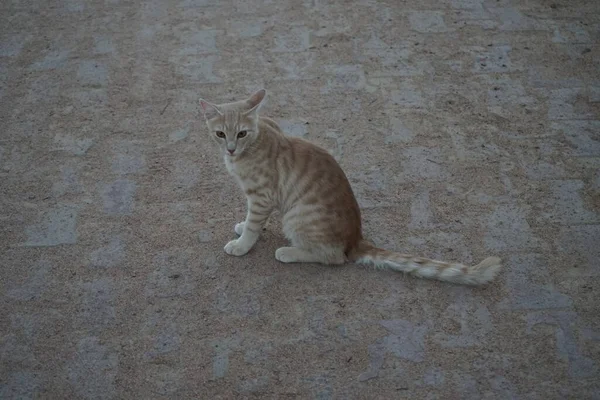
[199,89,501,285]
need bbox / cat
[199,89,501,285]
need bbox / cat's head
[199,89,266,158]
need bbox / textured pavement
[1,0,600,398]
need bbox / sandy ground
[1,0,599,398]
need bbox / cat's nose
[228,149,235,154]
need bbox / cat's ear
[199,99,222,120]
[244,89,266,114]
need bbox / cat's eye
[237,130,248,138]
[215,131,225,138]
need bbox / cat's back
[258,117,283,136]
[269,120,355,197]
[258,116,358,207]
[274,125,362,251]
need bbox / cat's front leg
[224,198,271,256]
[234,215,272,235]
[234,222,245,236]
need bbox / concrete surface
[1,0,599,398]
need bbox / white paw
[224,239,250,256]
[275,247,296,263]
[234,222,245,236]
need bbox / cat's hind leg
[275,246,345,265]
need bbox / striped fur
[199,89,502,286]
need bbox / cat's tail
[350,240,501,285]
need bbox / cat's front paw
[234,222,245,236]
[224,239,250,256]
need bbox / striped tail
[351,241,501,286]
